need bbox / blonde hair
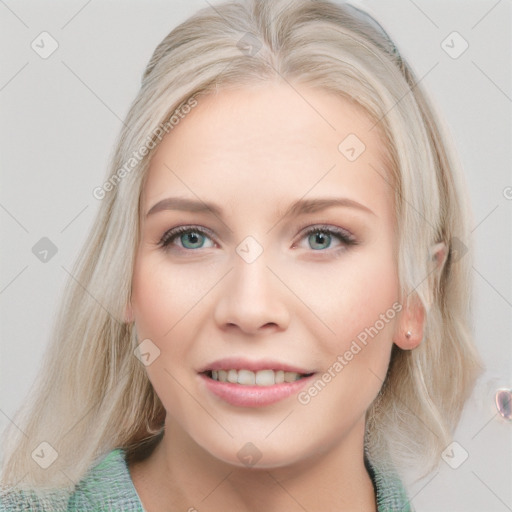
[1,0,481,496]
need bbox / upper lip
[198,357,314,374]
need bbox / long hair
[1,0,481,494]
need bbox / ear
[429,242,448,275]
[394,242,447,350]
[394,293,425,350]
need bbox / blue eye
[159,226,215,250]
[308,231,332,250]
[302,226,356,251]
[159,224,357,253]
[180,231,207,249]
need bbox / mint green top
[1,449,412,511]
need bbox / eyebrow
[145,196,375,218]
[146,197,223,217]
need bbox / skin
[126,82,427,512]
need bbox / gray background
[1,0,511,510]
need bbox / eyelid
[158,225,217,249]
[293,222,358,245]
[158,222,358,251]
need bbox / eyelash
[158,225,216,250]
[294,222,357,249]
[157,224,358,253]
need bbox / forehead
[142,83,393,221]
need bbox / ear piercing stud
[406,331,412,339]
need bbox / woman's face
[130,83,405,468]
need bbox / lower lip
[200,373,315,407]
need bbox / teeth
[210,369,305,386]
[255,369,274,386]
[284,371,300,383]
[237,369,255,385]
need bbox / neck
[129,419,377,512]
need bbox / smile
[207,369,310,386]
[199,359,316,407]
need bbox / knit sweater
[1,449,412,511]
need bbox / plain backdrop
[1,1,511,510]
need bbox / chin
[196,434,317,472]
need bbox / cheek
[131,254,209,341]
[291,251,399,455]
[309,243,398,405]
[292,243,399,342]
[130,253,222,402]
[131,264,173,340]
[293,235,399,401]
[338,253,399,344]
[130,255,200,411]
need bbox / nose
[213,250,291,335]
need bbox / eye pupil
[309,231,331,250]
[182,231,204,249]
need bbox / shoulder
[0,449,144,512]
[366,456,413,512]
[67,448,144,511]
[374,471,413,512]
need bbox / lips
[198,357,313,375]
[198,358,315,407]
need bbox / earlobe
[394,242,447,350]
[394,294,425,350]
[394,242,448,350]
[396,326,422,350]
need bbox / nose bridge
[234,247,270,297]
[232,234,273,294]
[213,237,290,333]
